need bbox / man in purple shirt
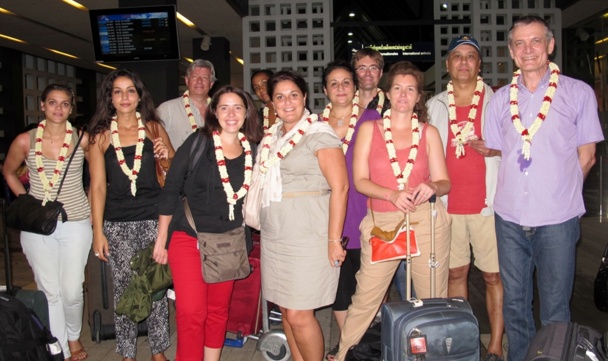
[484,16,604,361]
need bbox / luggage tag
[408,328,428,357]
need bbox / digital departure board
[89,5,180,63]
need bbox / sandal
[69,348,88,361]
[325,343,339,361]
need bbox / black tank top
[104,138,160,221]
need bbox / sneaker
[325,343,339,361]
[485,353,504,361]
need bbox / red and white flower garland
[355,88,385,115]
[35,120,73,204]
[321,92,360,154]
[447,76,484,158]
[110,113,146,196]
[212,130,253,220]
[382,109,420,190]
[509,62,560,160]
[262,106,270,131]
[259,113,318,173]
[182,90,211,132]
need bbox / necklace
[447,77,484,158]
[259,113,318,173]
[509,62,560,160]
[110,113,146,196]
[212,130,253,220]
[321,92,361,154]
[262,106,270,131]
[35,120,73,204]
[356,88,385,115]
[182,90,211,132]
[382,109,420,190]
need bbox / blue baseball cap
[448,35,480,55]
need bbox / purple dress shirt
[484,68,604,227]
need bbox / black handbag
[594,242,608,312]
[6,130,84,236]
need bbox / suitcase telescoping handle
[429,195,437,298]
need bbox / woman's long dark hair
[203,85,264,143]
[88,68,161,143]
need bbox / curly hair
[386,61,429,123]
[202,85,264,143]
[88,68,161,143]
[322,60,358,89]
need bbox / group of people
[1,14,604,361]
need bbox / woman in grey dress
[258,70,348,361]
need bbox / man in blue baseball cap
[427,34,505,361]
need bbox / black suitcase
[1,198,51,330]
[381,196,480,361]
[524,322,607,361]
[85,249,147,343]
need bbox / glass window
[265,4,276,16]
[281,36,292,47]
[250,22,260,32]
[312,19,323,28]
[312,3,323,14]
[250,5,260,16]
[282,52,293,62]
[297,35,307,46]
[297,19,307,29]
[250,53,261,64]
[497,15,505,25]
[266,37,276,47]
[250,37,261,48]
[296,3,307,14]
[281,20,292,30]
[313,50,324,61]
[265,21,276,31]
[280,4,291,15]
[298,51,308,61]
[266,52,277,63]
[312,35,324,46]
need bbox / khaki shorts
[449,213,499,273]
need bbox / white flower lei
[110,113,145,196]
[447,76,484,158]
[509,62,560,160]
[182,90,211,132]
[259,113,318,173]
[382,109,420,190]
[355,88,385,115]
[321,92,360,154]
[212,130,253,220]
[34,120,73,204]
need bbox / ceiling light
[348,40,353,44]
[348,32,353,36]
[62,0,87,11]
[96,63,116,70]
[46,48,78,59]
[177,12,196,28]
[184,57,194,63]
[442,3,448,9]
[0,33,26,43]
[0,7,15,15]
[596,37,608,45]
[349,12,355,17]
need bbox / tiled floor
[2,217,608,360]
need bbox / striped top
[26,128,90,221]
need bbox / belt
[282,190,330,198]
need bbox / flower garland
[34,120,73,205]
[382,109,420,190]
[110,113,146,196]
[182,90,211,132]
[509,62,560,160]
[262,106,270,131]
[321,92,360,154]
[259,113,318,173]
[355,88,385,115]
[212,130,253,220]
[447,76,484,158]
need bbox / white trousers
[21,219,92,358]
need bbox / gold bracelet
[328,239,341,243]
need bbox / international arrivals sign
[350,43,434,62]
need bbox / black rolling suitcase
[524,322,607,361]
[1,198,63,360]
[381,196,480,361]
[85,249,147,343]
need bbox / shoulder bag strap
[55,129,85,199]
[182,197,197,233]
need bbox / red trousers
[168,231,235,361]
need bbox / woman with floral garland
[257,70,348,361]
[88,68,174,361]
[251,69,277,131]
[4,84,91,361]
[334,61,451,361]
[153,85,263,361]
[320,60,384,361]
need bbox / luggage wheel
[257,330,291,361]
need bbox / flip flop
[70,348,88,361]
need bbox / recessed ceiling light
[349,12,355,17]
[348,32,353,36]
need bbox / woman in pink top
[334,61,451,361]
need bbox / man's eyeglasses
[355,65,381,73]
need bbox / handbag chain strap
[53,129,86,201]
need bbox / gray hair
[186,59,217,82]
[508,15,554,46]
